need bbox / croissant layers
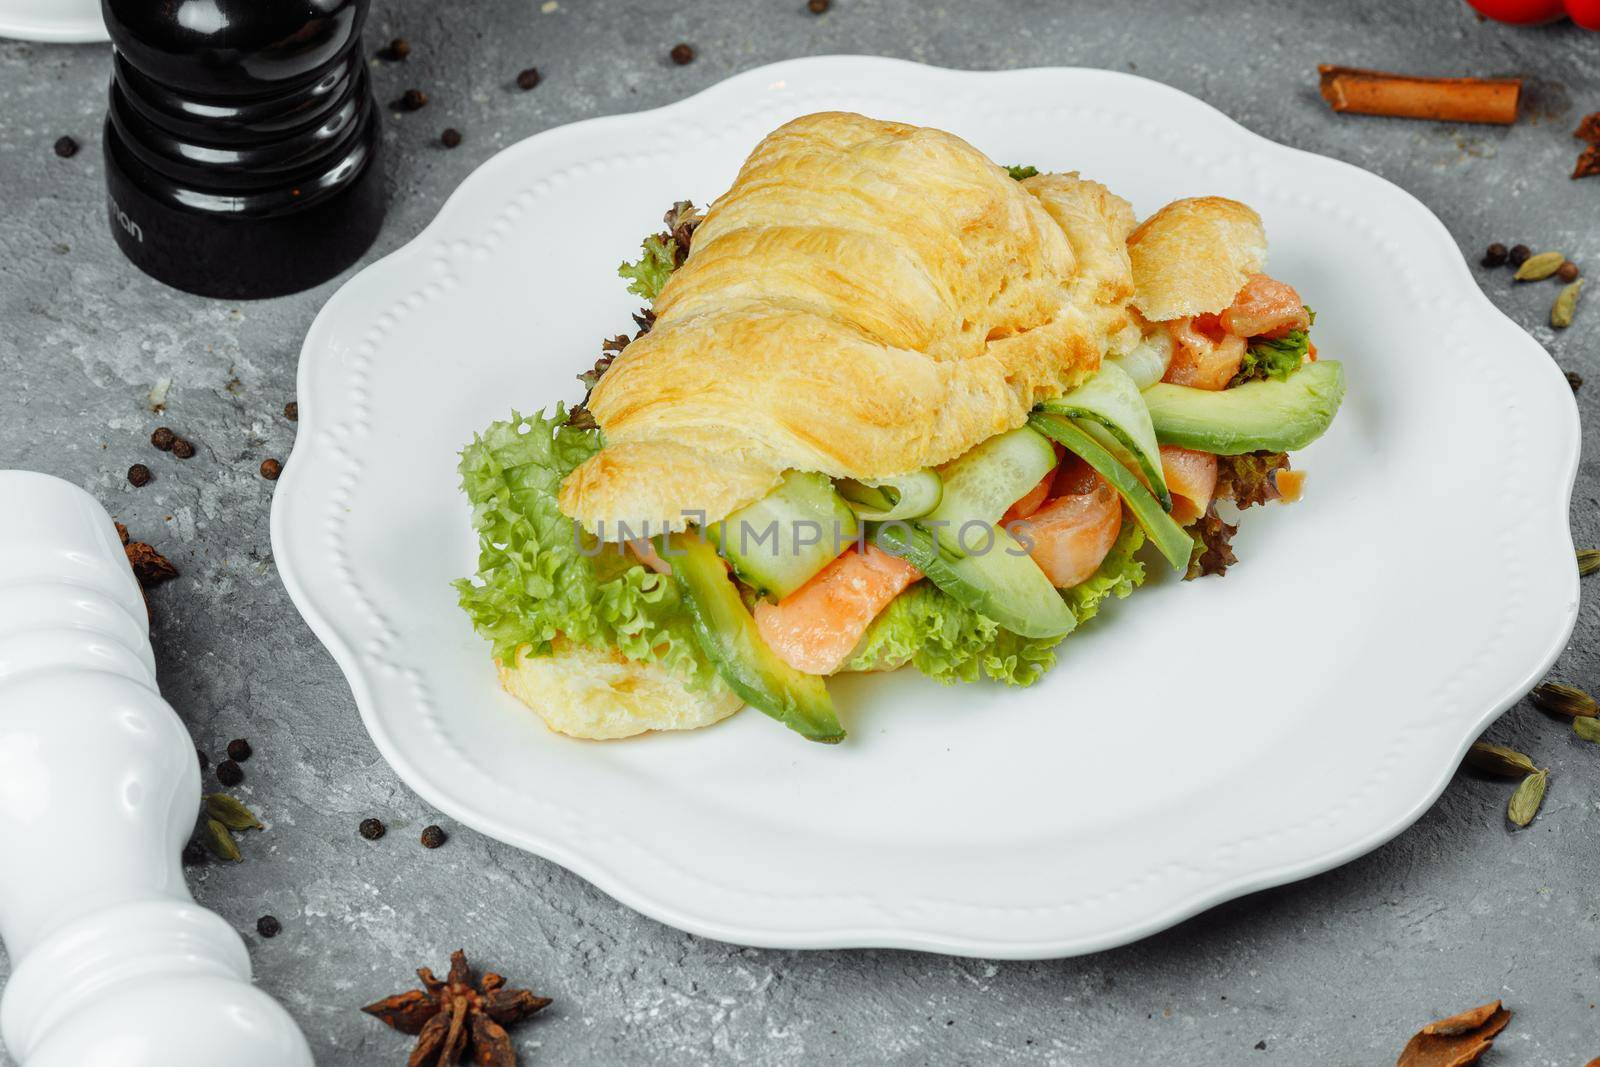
[558,111,1265,537]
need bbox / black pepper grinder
[101,0,385,299]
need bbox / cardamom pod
[1507,768,1548,827]
[1574,716,1600,743]
[203,793,263,831]
[1465,740,1538,778]
[201,816,242,862]
[1551,279,1584,328]
[1515,250,1566,281]
[1530,681,1599,718]
[1579,548,1600,577]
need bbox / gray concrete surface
[3,1,1599,1063]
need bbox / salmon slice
[1220,273,1309,340]
[754,544,923,675]
[1160,445,1219,526]
[1165,314,1246,390]
[1021,472,1123,589]
[1002,468,1055,525]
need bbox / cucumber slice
[870,522,1076,639]
[1142,360,1345,455]
[1028,411,1191,572]
[836,470,942,521]
[1040,362,1171,509]
[923,427,1057,554]
[661,531,844,743]
[709,471,859,600]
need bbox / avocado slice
[659,531,844,743]
[1142,360,1346,455]
[709,471,859,600]
[870,521,1076,640]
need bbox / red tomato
[1464,0,1599,26]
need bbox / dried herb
[362,949,551,1066]
[1573,716,1600,743]
[1507,769,1547,827]
[1514,250,1565,280]
[1579,548,1600,575]
[1006,164,1039,180]
[1185,505,1237,580]
[1464,741,1537,778]
[1216,452,1290,509]
[1530,681,1598,718]
[1551,279,1583,328]
[1395,1000,1511,1067]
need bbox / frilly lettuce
[1062,513,1146,624]
[453,408,720,693]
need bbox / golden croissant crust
[1127,196,1267,321]
[559,111,1138,535]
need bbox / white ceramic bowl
[0,0,106,43]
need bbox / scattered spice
[1507,768,1548,827]
[196,794,261,863]
[150,426,176,451]
[1185,505,1238,580]
[257,915,281,938]
[1557,260,1581,282]
[1530,680,1598,718]
[398,88,429,111]
[1479,242,1507,268]
[441,127,462,148]
[1576,111,1600,142]
[362,949,551,1067]
[808,0,830,10]
[53,135,78,158]
[1566,371,1584,392]
[226,738,252,762]
[284,400,298,421]
[216,759,244,786]
[1508,244,1532,267]
[360,817,386,840]
[1573,114,1600,178]
[670,43,695,65]
[127,463,152,487]
[516,67,541,91]
[1513,250,1565,281]
[125,540,178,588]
[378,37,411,61]
[182,840,207,866]
[171,436,196,459]
[1574,716,1600,743]
[420,824,447,849]
[1464,741,1538,778]
[1316,66,1521,125]
[260,457,283,481]
[1396,1000,1511,1067]
[1551,279,1583,328]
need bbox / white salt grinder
[0,471,312,1067]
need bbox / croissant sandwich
[456,112,1345,743]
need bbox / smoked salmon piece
[1022,471,1123,589]
[754,544,922,675]
[1165,314,1246,390]
[1220,273,1309,340]
[1160,445,1219,527]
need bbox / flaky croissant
[558,111,1139,536]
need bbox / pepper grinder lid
[101,0,385,300]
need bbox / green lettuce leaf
[1006,164,1040,180]
[618,234,678,302]
[1230,306,1316,387]
[453,407,719,692]
[1061,512,1146,624]
[840,582,1059,687]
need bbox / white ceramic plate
[271,57,1580,959]
[0,2,106,43]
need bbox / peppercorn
[1567,370,1584,392]
[359,817,386,840]
[216,759,244,786]
[256,915,281,938]
[127,463,152,487]
[1558,260,1581,282]
[171,437,196,459]
[182,841,208,866]
[1508,244,1532,267]
[151,426,176,451]
[399,88,428,111]
[260,458,282,481]
[379,37,410,61]
[1480,242,1507,268]
[516,67,541,91]
[670,43,695,65]
[226,738,252,762]
[197,747,208,771]
[420,824,447,849]
[54,136,78,158]
[284,401,298,421]
[808,0,830,11]
[441,128,462,148]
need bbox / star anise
[362,950,551,1066]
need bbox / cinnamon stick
[1318,65,1521,125]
